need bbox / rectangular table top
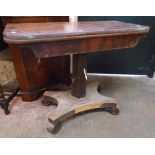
[3,21,149,44]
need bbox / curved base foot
[44,81,119,134]
[41,96,58,106]
[47,122,62,135]
[104,105,120,115]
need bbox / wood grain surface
[2,16,71,101]
[3,21,149,44]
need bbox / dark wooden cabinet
[0,18,7,51]
[0,19,2,40]
[1,16,69,24]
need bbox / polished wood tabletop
[3,21,149,44]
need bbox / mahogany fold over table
[3,21,149,134]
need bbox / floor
[0,49,16,85]
[0,75,155,138]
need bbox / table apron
[20,34,143,58]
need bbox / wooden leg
[72,54,87,98]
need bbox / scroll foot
[41,96,58,106]
[47,122,62,135]
[104,105,120,115]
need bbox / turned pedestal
[43,54,119,134]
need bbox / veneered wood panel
[2,16,71,101]
[3,21,149,44]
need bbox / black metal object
[78,16,155,77]
[0,17,8,52]
[0,84,20,114]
